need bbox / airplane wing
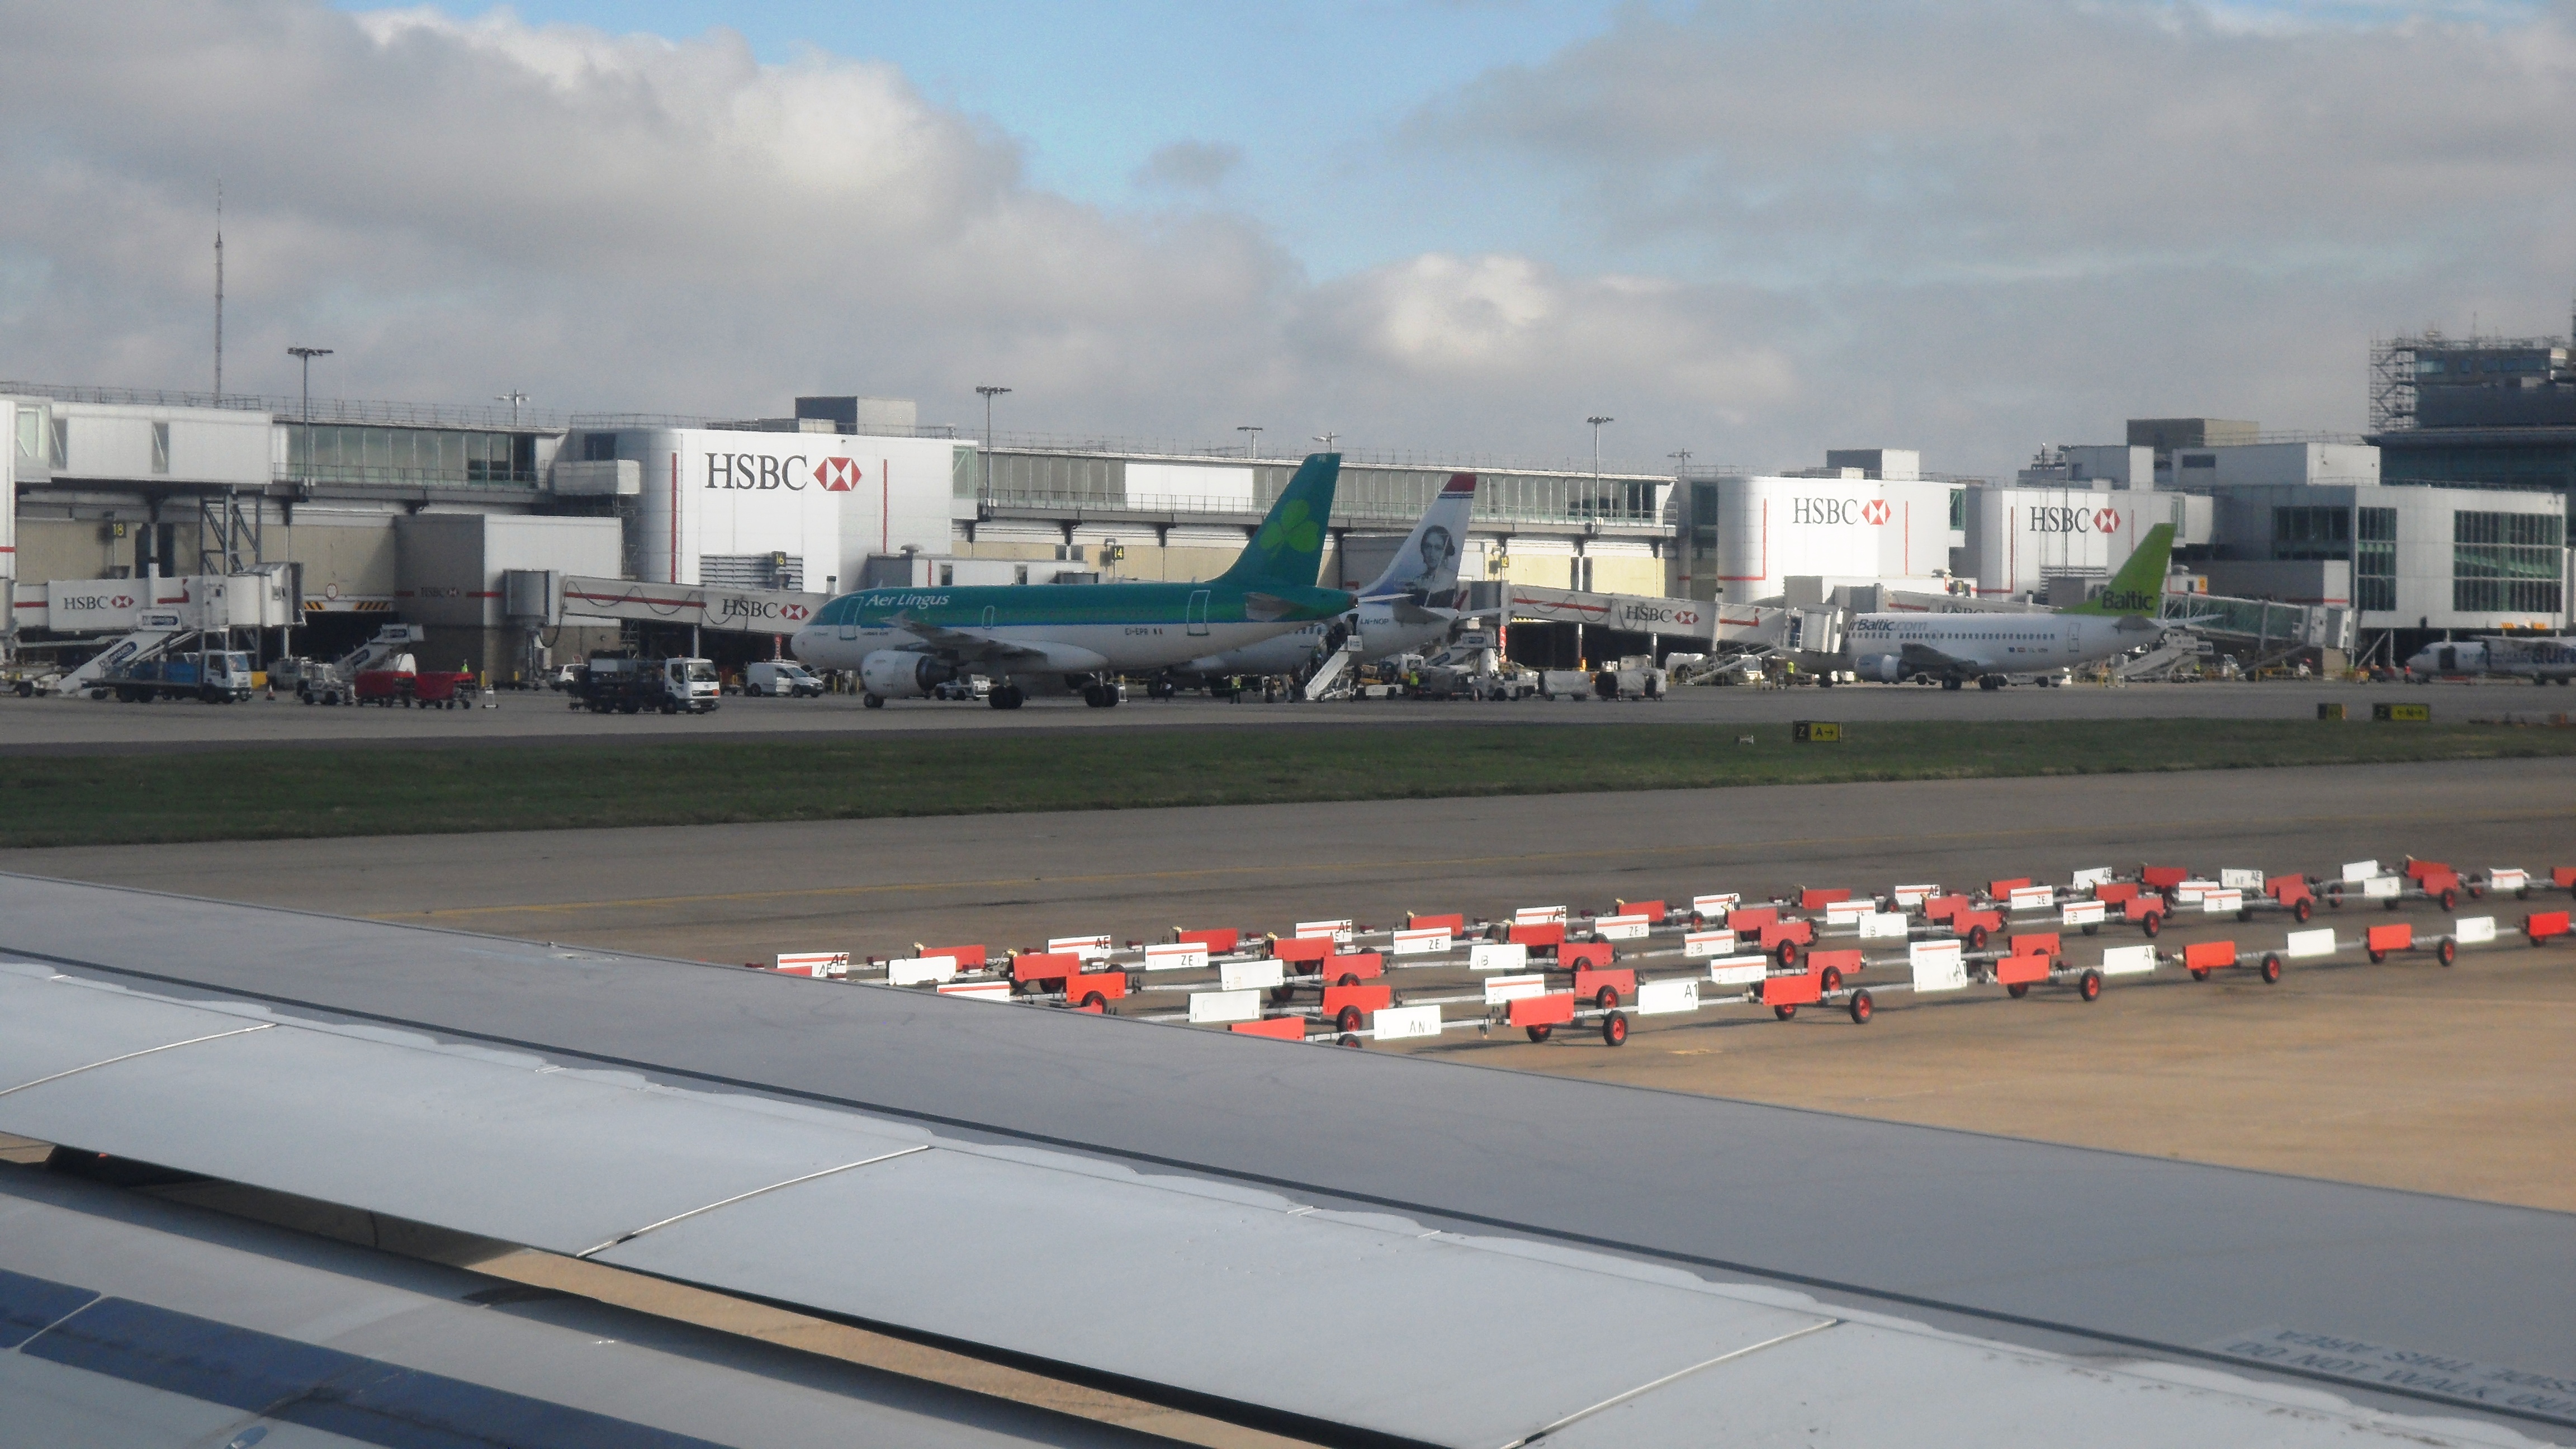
[4,878,2563,1448]
[884,612,1084,671]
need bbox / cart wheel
[2237,907,2253,923]
[1773,1003,1797,1021]
[1848,989,1873,1025]
[2367,948,2385,964]
[2078,968,2103,1002]
[1966,924,1988,950]
[2081,922,2099,936]
[1337,972,1360,988]
[1269,984,1296,1005]
[2260,953,2283,984]
[2007,982,2030,998]
[2140,911,2161,937]
[1340,1033,1363,1048]
[2436,938,2456,967]
[1775,939,1800,968]
[2325,885,2344,909]
[1601,1011,1628,1047]
[2468,881,2485,899]
[1594,986,1620,1010]
[1079,992,1107,1011]
[2293,897,2312,923]
[1818,965,1843,993]
[1525,1024,1554,1042]
[2384,897,2400,912]
[2189,968,2209,982]
[1336,1005,1363,1033]
[2438,888,2458,913]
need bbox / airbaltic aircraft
[2405,634,2576,684]
[1844,524,2177,690]
[793,453,1355,709]
[1182,471,1479,680]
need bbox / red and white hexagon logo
[2094,507,2120,532]
[814,457,861,492]
[780,603,810,622]
[1860,500,1891,526]
[110,595,134,609]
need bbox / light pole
[976,385,1011,496]
[1237,424,1262,458]
[288,347,333,492]
[1587,415,1613,487]
[495,390,527,427]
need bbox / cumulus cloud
[1134,140,1243,191]
[0,2,2566,477]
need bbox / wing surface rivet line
[0,1022,274,1098]
[1499,1318,1839,1448]
[576,1144,931,1259]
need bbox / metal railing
[985,431,1678,480]
[272,465,538,489]
[976,489,1666,528]
[4,380,570,431]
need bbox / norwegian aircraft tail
[1360,473,1477,602]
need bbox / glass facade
[979,452,1664,525]
[285,425,538,486]
[2356,508,2397,613]
[2452,511,2564,613]
[2270,506,2350,558]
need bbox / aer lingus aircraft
[793,453,1355,708]
[1843,523,2179,690]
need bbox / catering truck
[569,655,722,715]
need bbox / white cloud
[0,2,2566,479]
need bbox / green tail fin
[1217,453,1341,591]
[2066,523,2175,616]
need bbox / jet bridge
[556,575,830,635]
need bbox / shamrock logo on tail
[1257,499,1322,556]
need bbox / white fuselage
[1845,612,2146,679]
[1185,602,1451,676]
[793,619,1295,676]
[2407,640,2576,681]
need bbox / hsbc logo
[1792,498,1883,526]
[814,457,861,491]
[111,594,134,609]
[2030,505,2116,534]
[705,453,810,491]
[717,596,814,623]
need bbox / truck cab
[662,657,722,714]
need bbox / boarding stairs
[2115,634,2214,681]
[54,616,188,696]
[1301,643,1360,702]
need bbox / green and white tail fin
[1217,453,1341,593]
[2065,524,2176,617]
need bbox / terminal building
[3,372,2567,678]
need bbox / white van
[745,661,825,698]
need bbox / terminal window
[2357,508,2397,613]
[2451,511,2564,614]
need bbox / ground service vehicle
[745,661,826,698]
[101,650,256,704]
[571,655,722,714]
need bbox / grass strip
[4,719,2572,849]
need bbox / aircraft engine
[859,650,954,699]
[1858,653,1904,683]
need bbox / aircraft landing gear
[987,683,1026,710]
[1081,680,1122,708]
[1977,674,2004,691]
[863,694,886,709]
[1942,675,1964,692]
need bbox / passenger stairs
[2115,634,2214,681]
[1301,645,1358,702]
[54,615,188,697]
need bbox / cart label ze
[1391,927,1451,956]
[2008,886,2054,911]
[1144,943,1209,972]
[1593,913,1651,941]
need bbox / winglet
[1217,453,1341,593]
[2064,524,2175,617]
